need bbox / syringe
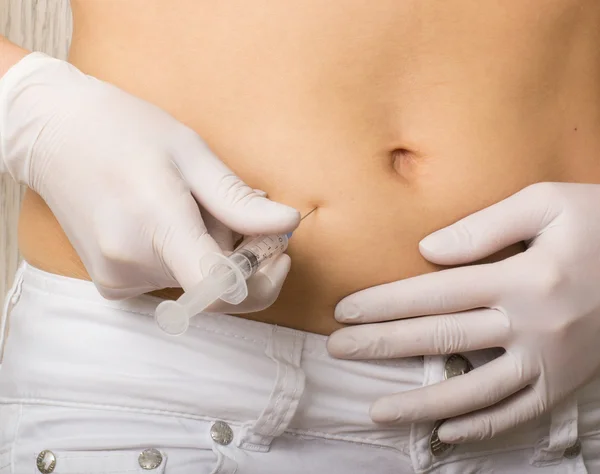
[155,208,315,336]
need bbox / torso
[19,0,600,335]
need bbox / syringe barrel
[233,234,289,278]
[212,233,289,305]
[228,251,257,280]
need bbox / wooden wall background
[0,0,72,307]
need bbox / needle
[300,207,317,222]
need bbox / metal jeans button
[444,354,474,379]
[429,354,472,458]
[36,450,56,474]
[429,421,455,457]
[138,448,163,470]
[563,439,582,459]
[211,421,234,446]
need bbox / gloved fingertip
[419,230,451,256]
[419,226,475,265]
[370,399,402,424]
[437,424,467,444]
[326,331,359,358]
[249,198,301,233]
[267,200,302,223]
[334,299,362,322]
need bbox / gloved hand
[0,52,300,307]
[328,182,600,443]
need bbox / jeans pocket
[0,446,237,474]
[10,405,238,474]
[29,449,169,474]
[21,446,238,474]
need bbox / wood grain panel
[0,0,72,307]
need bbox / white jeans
[0,263,598,474]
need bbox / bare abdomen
[19,0,600,334]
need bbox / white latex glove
[0,52,300,307]
[328,182,600,443]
